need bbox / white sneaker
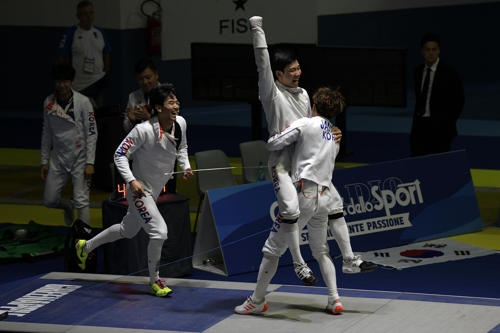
[326,300,344,315]
[64,200,75,226]
[342,255,378,274]
[234,296,268,315]
[249,16,263,29]
[294,262,318,286]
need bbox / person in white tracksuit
[41,64,97,226]
[75,83,194,297]
[236,87,350,315]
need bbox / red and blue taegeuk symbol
[400,249,444,258]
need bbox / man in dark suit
[410,33,465,157]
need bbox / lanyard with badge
[83,29,96,73]
[84,57,95,73]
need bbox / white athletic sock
[55,199,74,225]
[282,223,304,264]
[328,297,341,305]
[148,239,164,285]
[84,224,123,253]
[329,217,354,260]
[253,255,279,301]
[55,199,72,213]
[77,206,90,225]
[316,253,339,300]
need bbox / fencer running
[75,83,193,297]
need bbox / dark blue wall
[0,25,125,113]
[0,26,238,115]
[114,29,238,110]
[1,4,499,168]
[318,2,500,88]
[2,2,499,114]
[1,26,63,112]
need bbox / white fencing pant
[268,146,299,222]
[263,180,330,257]
[328,182,354,260]
[267,146,304,263]
[119,185,168,241]
[258,180,339,301]
[122,185,168,283]
[43,150,91,209]
[86,184,168,284]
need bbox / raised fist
[249,16,262,29]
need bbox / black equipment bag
[64,219,98,273]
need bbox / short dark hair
[134,58,157,75]
[272,48,298,73]
[420,33,441,48]
[149,83,177,108]
[77,1,93,11]
[312,87,345,119]
[52,64,76,81]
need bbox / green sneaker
[75,239,88,270]
[150,279,172,297]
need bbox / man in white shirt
[410,33,464,156]
[56,1,112,107]
[123,59,161,132]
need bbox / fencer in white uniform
[235,87,346,315]
[250,16,336,285]
[41,64,97,226]
[251,16,377,277]
[75,83,193,297]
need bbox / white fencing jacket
[252,26,311,137]
[41,90,97,169]
[114,115,190,199]
[267,116,339,188]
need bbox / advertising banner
[193,150,483,276]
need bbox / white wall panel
[317,0,499,15]
[161,0,318,60]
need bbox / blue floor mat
[0,277,248,331]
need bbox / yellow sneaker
[150,279,172,297]
[75,239,88,270]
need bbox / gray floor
[0,83,498,333]
[1,272,499,333]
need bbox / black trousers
[410,117,452,157]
